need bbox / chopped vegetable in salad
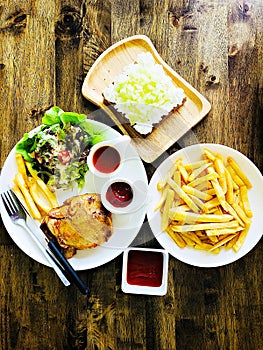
[16,106,105,190]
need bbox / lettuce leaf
[16,133,37,162]
[42,106,64,126]
[60,112,87,126]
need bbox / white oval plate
[147,143,263,268]
[0,120,148,270]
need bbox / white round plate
[0,120,148,270]
[147,143,263,268]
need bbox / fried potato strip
[12,154,58,220]
[156,148,253,253]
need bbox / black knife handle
[47,240,89,295]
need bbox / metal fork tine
[3,191,17,214]
[1,192,13,216]
[11,190,30,216]
[6,191,18,212]
[8,190,19,212]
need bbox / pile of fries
[155,148,253,253]
[12,154,58,220]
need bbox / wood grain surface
[0,1,262,349]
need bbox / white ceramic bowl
[87,135,131,178]
[121,247,169,296]
[101,178,148,215]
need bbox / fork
[1,190,71,287]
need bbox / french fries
[156,148,253,253]
[12,154,58,220]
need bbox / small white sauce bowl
[121,247,169,296]
[87,135,131,178]
[101,178,148,215]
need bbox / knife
[12,191,89,295]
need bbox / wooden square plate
[82,35,211,163]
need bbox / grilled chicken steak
[41,193,113,256]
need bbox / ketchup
[92,146,121,174]
[127,250,163,287]
[106,182,133,208]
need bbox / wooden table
[0,1,262,349]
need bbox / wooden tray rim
[82,34,211,163]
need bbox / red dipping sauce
[92,145,121,174]
[106,181,133,208]
[127,250,163,287]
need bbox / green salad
[16,106,104,190]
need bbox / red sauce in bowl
[92,145,121,174]
[127,250,163,287]
[106,182,133,208]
